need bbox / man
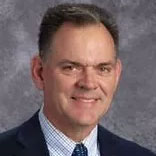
[0,3,155,156]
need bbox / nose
[76,67,98,90]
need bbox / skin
[31,22,122,142]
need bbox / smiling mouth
[71,97,99,103]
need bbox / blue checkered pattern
[39,105,100,156]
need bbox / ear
[31,55,44,90]
[115,58,122,88]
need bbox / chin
[69,113,99,127]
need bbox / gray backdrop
[0,0,156,153]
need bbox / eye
[98,66,112,74]
[100,66,110,72]
[62,65,76,71]
[61,64,82,75]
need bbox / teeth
[76,98,95,102]
[80,99,95,102]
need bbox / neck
[43,108,96,142]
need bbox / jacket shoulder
[0,126,20,154]
[0,127,18,145]
[98,125,156,156]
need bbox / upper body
[0,111,155,156]
[1,3,155,156]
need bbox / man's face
[33,23,122,129]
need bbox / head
[38,3,119,61]
[32,3,122,135]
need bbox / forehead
[49,22,116,65]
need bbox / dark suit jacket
[0,112,155,156]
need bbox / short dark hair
[38,3,119,61]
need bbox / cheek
[53,73,77,96]
[99,77,117,96]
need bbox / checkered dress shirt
[39,107,100,156]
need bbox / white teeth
[72,97,98,103]
[76,98,95,102]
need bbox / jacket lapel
[98,125,117,156]
[14,112,49,156]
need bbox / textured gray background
[0,0,156,153]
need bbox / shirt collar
[39,106,98,156]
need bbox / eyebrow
[58,59,116,67]
[97,61,116,67]
[58,59,82,66]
